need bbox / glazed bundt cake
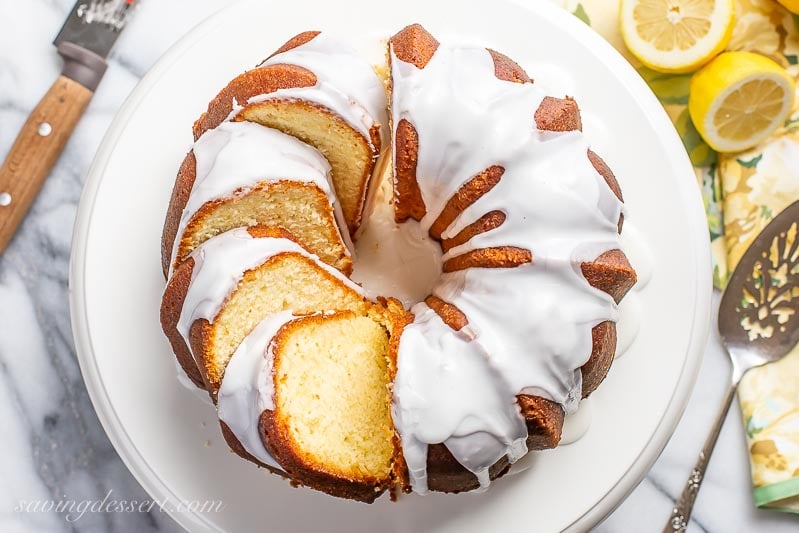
[159,24,637,502]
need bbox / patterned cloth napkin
[545,0,799,512]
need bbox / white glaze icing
[619,224,653,288]
[614,222,652,359]
[175,228,363,355]
[389,42,625,493]
[255,32,389,148]
[560,397,594,445]
[352,172,442,308]
[169,121,352,273]
[217,310,298,470]
[524,62,576,101]
[616,293,642,358]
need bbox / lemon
[689,51,795,153]
[776,0,799,14]
[620,0,735,73]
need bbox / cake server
[664,199,799,532]
[0,0,138,254]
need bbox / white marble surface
[1,1,798,531]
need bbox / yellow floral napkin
[720,111,799,511]
[547,0,799,512]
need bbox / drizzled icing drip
[169,121,351,274]
[175,229,363,355]
[390,43,624,493]
[217,310,298,469]
[255,33,389,148]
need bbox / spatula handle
[0,75,93,253]
[663,383,737,532]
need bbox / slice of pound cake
[256,311,403,502]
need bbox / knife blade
[0,0,139,254]
[55,0,137,59]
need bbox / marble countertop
[1,1,798,531]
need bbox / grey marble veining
[1,1,798,531]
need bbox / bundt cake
[159,24,637,502]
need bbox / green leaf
[746,416,763,438]
[713,265,722,288]
[675,108,719,167]
[762,205,773,218]
[637,66,692,105]
[573,3,591,25]
[787,55,799,66]
[737,154,763,168]
[793,14,799,33]
[709,163,724,203]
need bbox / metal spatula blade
[719,202,799,363]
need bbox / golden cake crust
[162,152,195,277]
[193,64,318,140]
[269,31,320,58]
[160,254,205,389]
[219,420,286,476]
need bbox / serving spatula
[665,199,799,531]
[0,0,138,254]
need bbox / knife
[0,0,138,254]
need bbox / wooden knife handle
[0,75,93,253]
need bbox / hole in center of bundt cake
[272,312,394,480]
[351,173,443,308]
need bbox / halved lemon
[689,51,795,153]
[776,0,799,14]
[620,0,735,73]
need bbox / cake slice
[256,311,402,502]
[193,32,388,236]
[162,122,352,277]
[160,225,410,393]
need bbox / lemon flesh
[620,0,734,73]
[689,51,795,153]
